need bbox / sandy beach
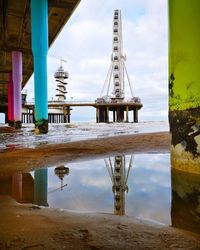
[0,131,200,249]
[0,131,169,175]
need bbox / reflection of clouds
[47,153,171,225]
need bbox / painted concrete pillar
[133,108,138,123]
[169,0,200,174]
[34,168,48,206]
[12,51,22,128]
[113,110,116,122]
[8,73,14,126]
[106,106,109,123]
[126,106,129,123]
[31,0,48,134]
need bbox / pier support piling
[133,108,138,123]
[12,51,22,128]
[8,73,14,126]
[169,0,200,174]
[31,0,48,134]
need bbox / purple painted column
[12,51,22,128]
[8,73,14,126]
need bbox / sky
[25,0,168,122]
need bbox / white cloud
[25,0,168,121]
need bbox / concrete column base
[169,107,200,174]
[14,121,22,129]
[35,119,48,134]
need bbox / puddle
[1,152,200,234]
[47,154,171,225]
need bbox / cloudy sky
[26,0,168,122]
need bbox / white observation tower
[54,61,68,102]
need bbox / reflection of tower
[54,60,68,102]
[105,155,133,215]
[54,165,69,190]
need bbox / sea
[0,121,169,151]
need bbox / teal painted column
[12,51,22,128]
[169,0,200,174]
[31,0,48,134]
[34,168,48,206]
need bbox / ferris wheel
[100,9,135,101]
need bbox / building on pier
[22,62,71,124]
[95,9,142,123]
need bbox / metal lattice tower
[54,61,68,102]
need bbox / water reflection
[171,168,200,234]
[1,153,200,234]
[54,165,69,190]
[0,173,34,203]
[34,169,48,207]
[105,155,133,215]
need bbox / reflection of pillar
[34,168,48,206]
[171,168,200,234]
[12,51,22,128]
[12,173,22,202]
[169,0,200,174]
[8,73,14,126]
[31,0,48,134]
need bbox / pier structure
[105,155,133,215]
[47,62,71,123]
[95,9,142,123]
[169,0,200,174]
[0,0,81,133]
[22,62,71,124]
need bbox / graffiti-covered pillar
[168,0,200,174]
[31,0,48,134]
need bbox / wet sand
[0,196,199,250]
[0,131,169,175]
[1,131,200,249]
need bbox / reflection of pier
[105,155,133,215]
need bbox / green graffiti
[169,0,200,111]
